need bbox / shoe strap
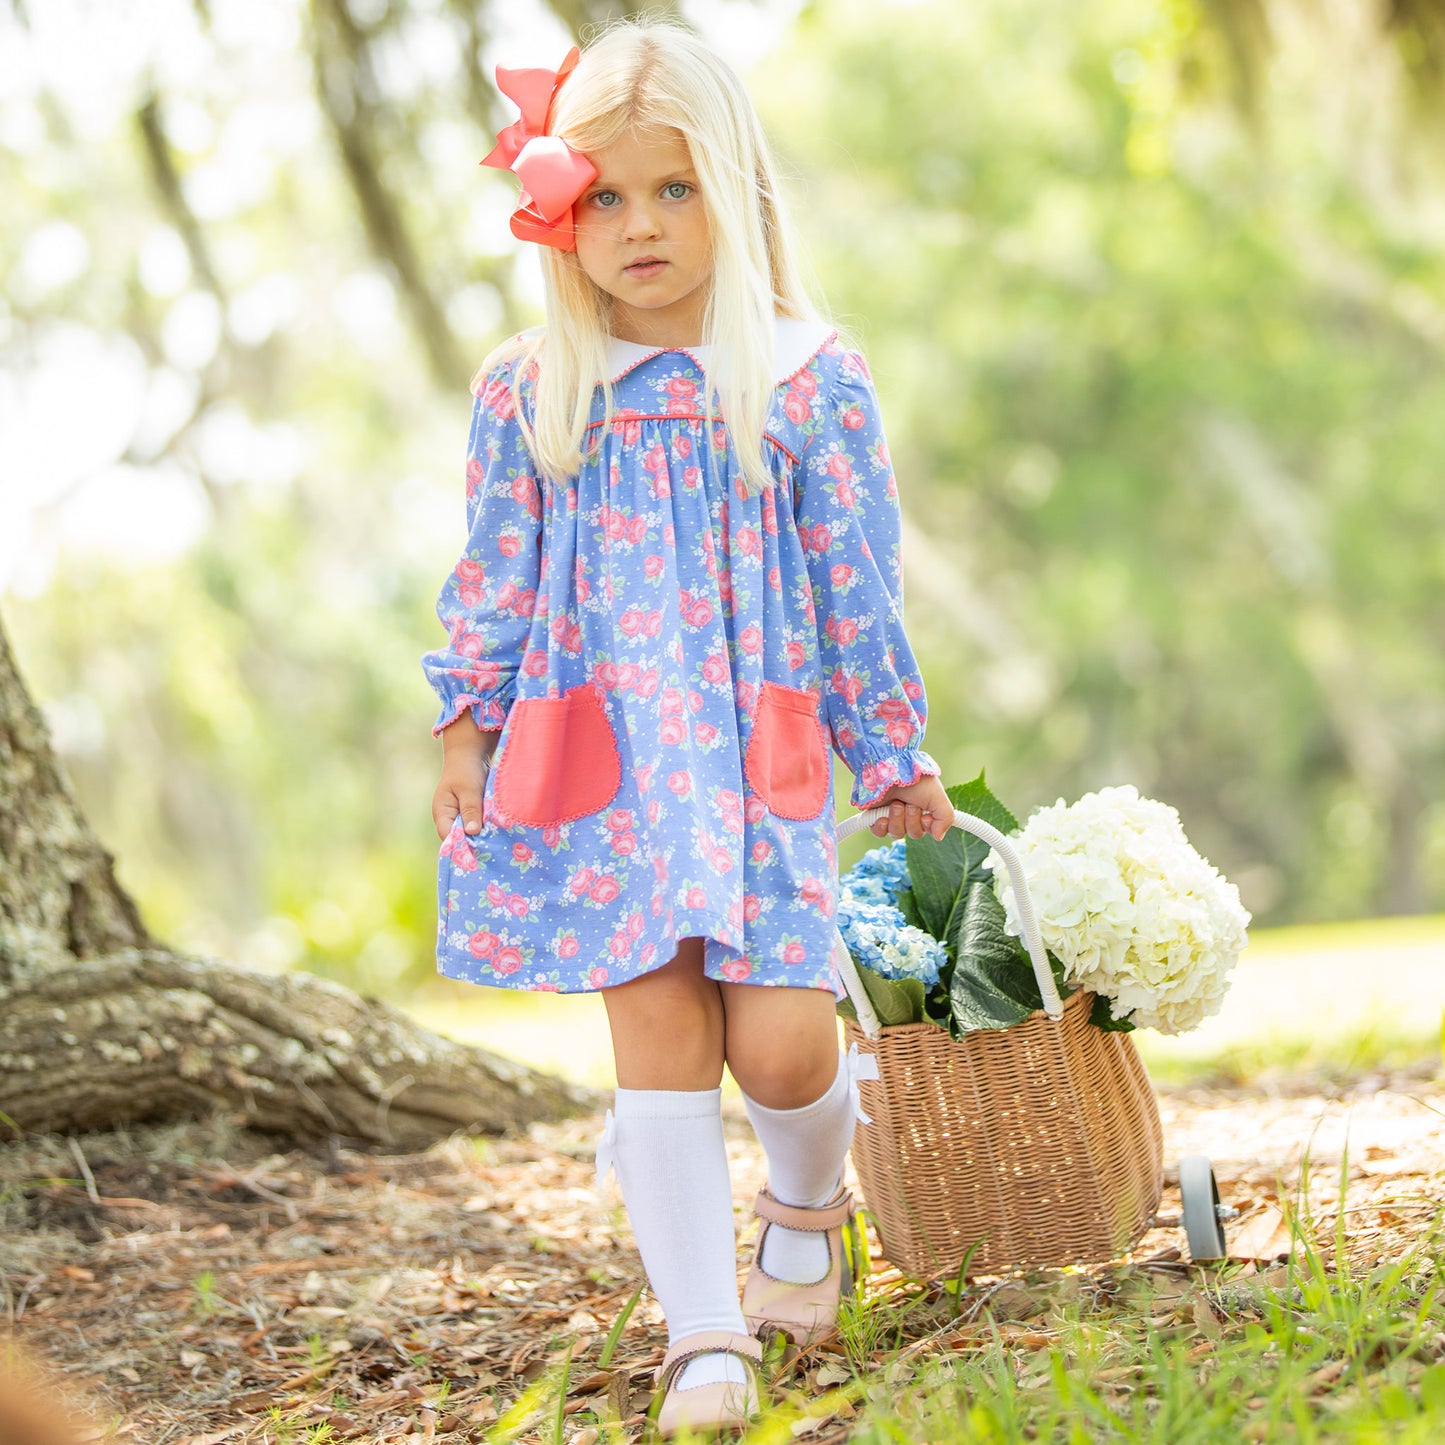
[753,1184,854,1231]
[655,1329,763,1390]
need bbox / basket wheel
[1178,1154,1227,1262]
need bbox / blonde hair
[477,16,826,498]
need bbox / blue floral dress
[422,318,940,995]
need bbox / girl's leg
[599,938,750,1389]
[722,983,855,1282]
[602,934,725,1091]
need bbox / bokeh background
[4,0,1443,1084]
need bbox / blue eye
[590,190,620,207]
[664,182,691,200]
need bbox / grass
[1135,1012,1441,1092]
[511,1163,1444,1445]
[787,1166,1443,1443]
[1229,914,1445,955]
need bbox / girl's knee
[720,981,840,1105]
[729,1046,839,1109]
[602,937,725,1088]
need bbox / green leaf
[941,773,1023,951]
[896,885,928,934]
[904,826,967,939]
[902,771,1022,956]
[835,960,927,1027]
[1089,991,1137,1033]
[947,880,1038,1031]
[1421,1363,1445,1413]
[947,882,1073,1034]
[948,771,1020,882]
[947,771,1021,839]
[838,965,927,1027]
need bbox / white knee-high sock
[740,1050,856,1284]
[596,1087,749,1389]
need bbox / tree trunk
[0,616,598,1147]
[0,948,591,1147]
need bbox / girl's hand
[433,720,500,840]
[865,773,953,842]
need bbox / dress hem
[437,908,843,998]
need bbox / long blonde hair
[478,17,826,498]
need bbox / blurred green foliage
[760,0,1445,924]
[3,0,1442,998]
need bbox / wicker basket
[842,986,1163,1277]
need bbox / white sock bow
[594,1107,618,1189]
[845,1040,881,1126]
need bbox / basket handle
[833,805,1065,1037]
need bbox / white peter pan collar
[472,318,838,398]
[602,316,837,387]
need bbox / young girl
[422,19,951,1434]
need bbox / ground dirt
[2,1068,1441,1445]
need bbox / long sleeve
[795,346,941,809]
[420,358,544,737]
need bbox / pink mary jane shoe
[740,1182,861,1347]
[651,1329,764,1438]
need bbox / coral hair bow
[480,45,596,252]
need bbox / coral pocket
[744,680,831,820]
[491,683,622,827]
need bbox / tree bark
[0,616,598,1146]
[0,948,592,1147]
[0,617,152,979]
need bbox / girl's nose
[621,201,663,242]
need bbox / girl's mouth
[625,260,668,278]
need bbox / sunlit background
[4,0,1443,1084]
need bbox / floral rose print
[422,327,939,994]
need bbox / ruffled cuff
[431,690,510,739]
[849,747,942,810]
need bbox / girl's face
[572,126,712,348]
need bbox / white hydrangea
[987,785,1251,1034]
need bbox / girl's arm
[795,345,942,813]
[422,359,543,833]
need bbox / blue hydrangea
[840,839,910,908]
[837,842,946,987]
